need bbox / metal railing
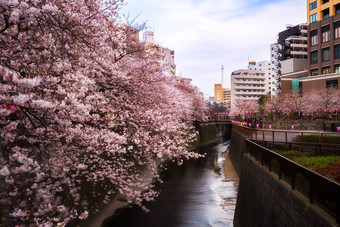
[245,139,340,223]
[232,124,340,155]
[233,124,340,143]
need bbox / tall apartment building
[231,61,272,109]
[142,31,176,76]
[282,0,340,93]
[270,24,308,95]
[307,0,340,83]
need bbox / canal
[101,138,238,227]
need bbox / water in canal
[102,139,238,227]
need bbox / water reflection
[102,140,238,227]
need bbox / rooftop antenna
[221,65,224,88]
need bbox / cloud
[121,0,306,96]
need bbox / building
[175,76,192,85]
[282,0,340,94]
[214,84,231,102]
[209,96,216,103]
[214,84,223,101]
[307,0,340,88]
[142,31,176,76]
[214,65,232,103]
[270,24,308,95]
[223,89,231,102]
[231,61,272,108]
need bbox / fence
[245,139,340,223]
[232,124,340,154]
[233,124,340,142]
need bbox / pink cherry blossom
[0,0,206,225]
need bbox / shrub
[293,156,340,169]
[314,162,340,183]
[274,150,340,183]
[276,150,306,159]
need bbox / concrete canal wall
[229,130,336,227]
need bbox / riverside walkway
[233,124,340,143]
[232,123,340,155]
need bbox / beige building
[223,88,231,102]
[214,84,231,103]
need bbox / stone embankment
[229,130,337,227]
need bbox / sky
[120,0,307,97]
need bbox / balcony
[290,50,308,55]
[274,68,281,74]
[273,74,281,80]
[234,85,265,90]
[234,75,265,80]
[234,90,266,95]
[273,61,281,67]
[273,81,281,87]
[234,80,265,85]
[235,95,262,100]
[273,53,282,60]
[288,36,307,41]
[290,43,307,48]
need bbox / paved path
[241,128,340,142]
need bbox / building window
[322,66,331,74]
[322,25,330,42]
[311,69,318,76]
[335,64,340,73]
[311,29,318,46]
[326,80,338,89]
[310,1,317,10]
[336,4,340,15]
[335,45,340,59]
[310,13,317,24]
[299,82,303,94]
[335,21,340,39]
[322,0,329,4]
[322,48,330,62]
[311,50,318,64]
[322,8,330,19]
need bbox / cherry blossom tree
[0,0,205,225]
[232,98,259,119]
[283,92,309,112]
[264,94,286,115]
[307,87,340,118]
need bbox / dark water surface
[102,140,238,227]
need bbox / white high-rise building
[142,31,176,76]
[270,24,308,95]
[143,31,155,43]
[231,61,272,109]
